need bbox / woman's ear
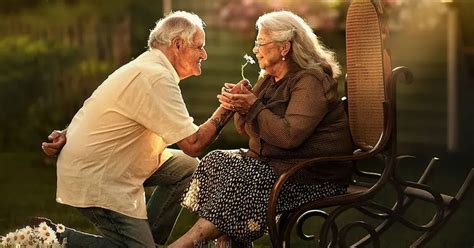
[281,41,291,57]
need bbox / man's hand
[222,79,252,94]
[218,79,253,111]
[218,84,257,115]
[41,130,67,157]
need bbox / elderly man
[39,11,236,247]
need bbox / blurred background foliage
[0,0,165,151]
[0,0,472,154]
[0,0,472,247]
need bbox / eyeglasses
[254,40,274,49]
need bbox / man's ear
[172,37,184,50]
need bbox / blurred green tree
[0,36,78,151]
[0,0,163,152]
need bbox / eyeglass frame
[254,40,274,49]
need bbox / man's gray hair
[256,11,341,78]
[148,11,205,49]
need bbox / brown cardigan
[243,65,353,184]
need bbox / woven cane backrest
[346,0,386,148]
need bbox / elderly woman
[169,11,353,247]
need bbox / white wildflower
[12,232,19,244]
[244,54,256,64]
[182,179,200,211]
[25,239,36,248]
[40,227,57,244]
[1,221,65,247]
[1,235,9,246]
[3,232,15,245]
[241,54,256,80]
[23,226,33,235]
[16,228,30,245]
[56,224,66,234]
[38,222,50,234]
[51,239,63,248]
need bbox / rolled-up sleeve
[136,74,198,145]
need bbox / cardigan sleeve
[245,74,330,149]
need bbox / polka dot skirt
[181,150,347,244]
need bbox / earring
[282,56,286,61]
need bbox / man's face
[175,29,207,80]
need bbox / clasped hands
[41,129,66,157]
[217,79,257,115]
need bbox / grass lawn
[1,152,472,247]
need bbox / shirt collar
[149,48,180,84]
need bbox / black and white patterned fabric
[181,149,347,244]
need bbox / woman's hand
[218,79,253,111]
[223,80,252,94]
[218,84,257,115]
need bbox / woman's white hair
[256,11,341,78]
[148,11,205,49]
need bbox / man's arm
[176,106,233,157]
[177,79,251,157]
[41,129,67,156]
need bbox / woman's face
[253,28,283,75]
